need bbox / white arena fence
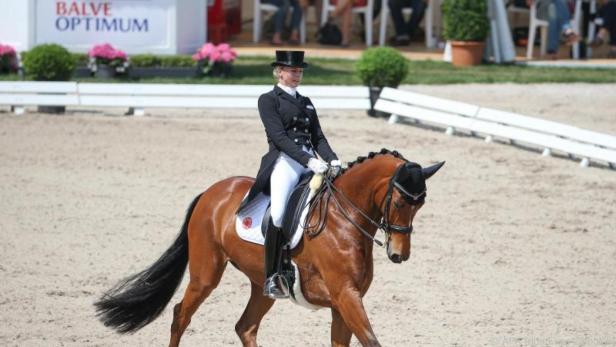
[0,82,371,116]
[3,81,615,169]
[375,87,616,169]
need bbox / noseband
[306,164,424,246]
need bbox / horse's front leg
[331,307,352,347]
[330,287,380,347]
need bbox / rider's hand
[328,159,342,177]
[307,158,329,174]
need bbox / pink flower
[199,43,216,58]
[0,44,16,57]
[221,50,234,63]
[209,49,221,62]
[217,43,230,52]
[192,42,237,63]
[89,43,127,62]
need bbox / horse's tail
[94,193,203,334]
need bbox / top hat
[271,50,308,68]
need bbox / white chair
[253,0,307,44]
[378,0,436,48]
[522,1,549,59]
[320,0,374,46]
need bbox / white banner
[35,0,173,51]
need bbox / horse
[95,149,444,347]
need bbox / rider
[237,50,341,299]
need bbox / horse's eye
[393,201,402,209]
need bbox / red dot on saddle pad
[242,217,252,229]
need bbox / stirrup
[263,275,289,299]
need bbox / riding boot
[263,222,289,299]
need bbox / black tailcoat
[238,85,338,213]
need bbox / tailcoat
[238,85,338,213]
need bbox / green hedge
[22,44,75,81]
[130,54,195,68]
[355,47,409,88]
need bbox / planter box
[129,67,198,78]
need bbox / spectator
[264,0,303,45]
[300,0,324,28]
[326,0,368,46]
[387,0,426,46]
[589,0,616,58]
[528,0,579,59]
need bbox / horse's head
[383,161,444,263]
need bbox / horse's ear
[422,161,445,179]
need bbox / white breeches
[270,148,313,227]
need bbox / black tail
[94,193,203,334]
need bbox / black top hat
[271,50,308,68]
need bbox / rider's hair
[273,66,282,80]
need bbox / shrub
[23,44,75,81]
[130,54,194,68]
[355,47,409,88]
[0,44,18,73]
[442,0,489,42]
[71,53,89,66]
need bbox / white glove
[307,158,329,174]
[329,159,342,177]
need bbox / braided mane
[340,148,408,174]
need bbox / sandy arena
[1,84,615,346]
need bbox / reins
[304,164,421,247]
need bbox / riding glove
[307,158,329,174]
[329,160,342,177]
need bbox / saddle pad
[235,192,309,250]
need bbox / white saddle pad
[235,192,309,250]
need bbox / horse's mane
[307,148,409,238]
[340,148,408,175]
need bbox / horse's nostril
[390,254,401,263]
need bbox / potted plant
[192,42,237,78]
[22,43,75,114]
[88,43,129,78]
[355,47,409,117]
[0,43,18,74]
[442,0,490,67]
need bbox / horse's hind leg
[168,243,227,347]
[234,281,275,347]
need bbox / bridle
[305,164,425,247]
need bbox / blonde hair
[273,66,283,80]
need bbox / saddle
[261,172,314,241]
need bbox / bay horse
[95,149,444,347]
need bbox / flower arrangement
[87,43,129,74]
[192,42,237,77]
[0,43,18,74]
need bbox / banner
[35,0,173,50]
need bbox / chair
[378,0,436,48]
[253,0,307,44]
[320,0,374,46]
[508,1,548,59]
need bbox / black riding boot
[263,222,288,299]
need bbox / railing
[0,82,371,116]
[375,87,616,169]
